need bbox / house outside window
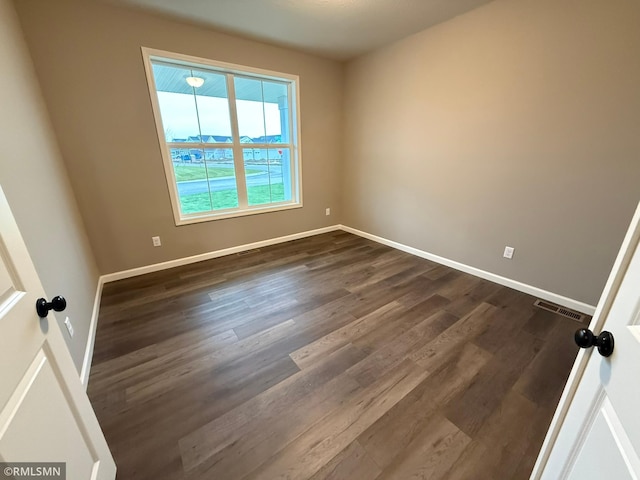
[142,48,302,225]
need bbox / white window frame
[141,47,303,225]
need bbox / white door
[532,202,640,479]
[0,187,115,479]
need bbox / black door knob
[574,328,614,357]
[35,296,67,318]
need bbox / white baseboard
[339,224,596,316]
[101,225,341,283]
[81,225,341,384]
[80,277,104,388]
[82,222,595,384]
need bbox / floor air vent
[533,299,587,322]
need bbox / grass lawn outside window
[179,183,285,213]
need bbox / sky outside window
[157,92,282,141]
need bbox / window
[142,48,302,224]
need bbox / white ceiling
[108,0,495,60]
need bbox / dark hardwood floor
[88,231,584,479]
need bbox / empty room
[1,0,639,478]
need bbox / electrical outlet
[64,316,74,337]
[503,246,515,259]
[152,236,161,247]
[325,208,331,216]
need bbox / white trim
[101,225,341,283]
[79,226,340,382]
[83,222,596,384]
[80,277,104,388]
[140,46,303,227]
[141,48,183,226]
[142,46,300,82]
[175,199,303,226]
[226,72,248,209]
[100,223,596,313]
[339,225,596,315]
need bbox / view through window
[143,49,301,224]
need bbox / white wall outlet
[64,316,74,337]
[152,236,161,247]
[503,246,515,259]
[325,208,331,216]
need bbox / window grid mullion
[168,142,293,148]
[288,82,297,199]
[167,142,234,149]
[226,74,248,208]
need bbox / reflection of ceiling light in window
[186,76,205,88]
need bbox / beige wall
[13,0,639,308]
[14,0,344,274]
[344,0,640,305]
[0,0,99,372]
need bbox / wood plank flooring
[88,231,584,480]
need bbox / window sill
[175,201,303,226]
